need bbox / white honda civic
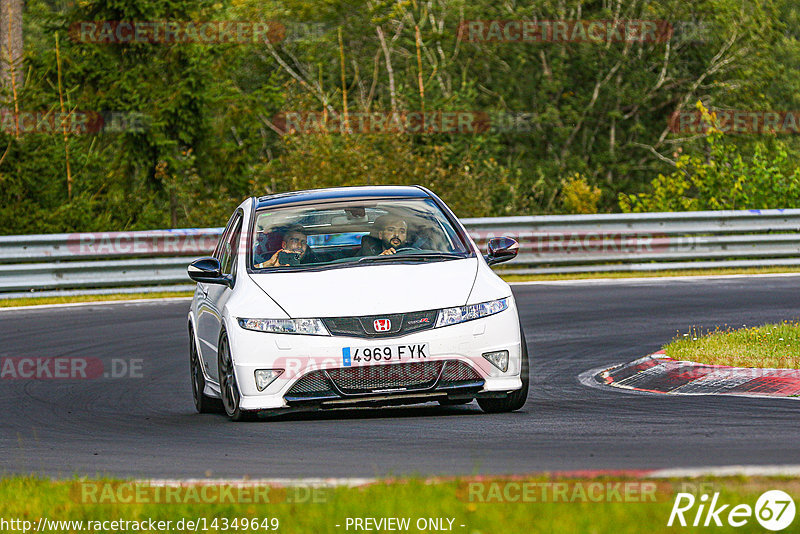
[187,186,528,420]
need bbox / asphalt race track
[1,275,799,479]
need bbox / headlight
[434,297,509,328]
[237,318,329,336]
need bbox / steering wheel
[392,246,419,254]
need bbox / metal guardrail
[2,209,800,293]
[0,228,221,262]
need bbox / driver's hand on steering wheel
[379,247,396,255]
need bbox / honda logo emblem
[373,319,391,332]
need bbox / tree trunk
[0,0,23,94]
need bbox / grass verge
[0,292,193,308]
[664,321,800,369]
[0,476,797,534]
[501,266,800,282]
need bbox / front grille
[439,361,482,386]
[288,373,333,395]
[327,361,443,393]
[322,310,437,338]
[284,360,484,401]
[322,317,363,337]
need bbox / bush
[560,174,601,214]
[620,103,800,212]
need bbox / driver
[360,215,408,256]
[255,227,318,267]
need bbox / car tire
[477,328,529,414]
[218,330,256,422]
[189,325,223,414]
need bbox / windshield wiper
[356,252,465,263]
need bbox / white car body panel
[250,258,478,317]
[187,187,527,415]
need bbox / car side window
[221,215,242,276]
[212,213,238,263]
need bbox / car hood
[249,257,478,317]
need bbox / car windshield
[249,197,472,271]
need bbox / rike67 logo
[668,490,795,531]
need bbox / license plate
[342,343,429,366]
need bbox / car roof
[255,185,430,209]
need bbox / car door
[196,211,242,382]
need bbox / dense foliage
[2,0,799,233]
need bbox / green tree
[620,103,800,212]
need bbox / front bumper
[284,358,485,404]
[226,305,523,411]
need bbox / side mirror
[188,257,231,287]
[485,237,519,266]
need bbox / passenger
[255,227,318,267]
[252,229,279,265]
[411,225,448,251]
[359,215,408,256]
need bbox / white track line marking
[649,465,800,478]
[0,296,192,312]
[510,272,800,286]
